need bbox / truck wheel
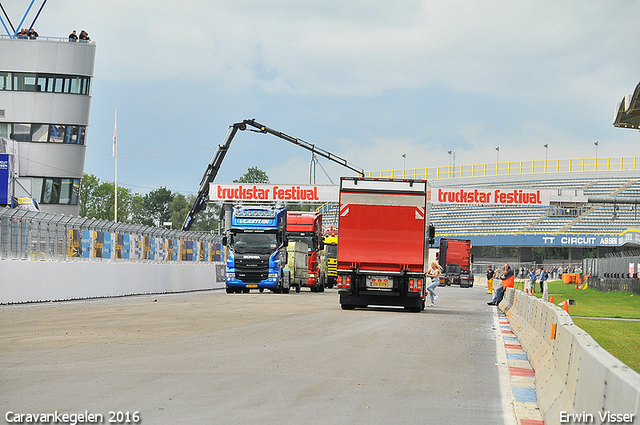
[295,285,301,293]
[226,288,233,294]
[259,288,264,293]
[341,304,356,310]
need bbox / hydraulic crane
[182,119,364,231]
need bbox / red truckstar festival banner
[430,187,553,206]
[210,184,340,202]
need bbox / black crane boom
[182,119,363,231]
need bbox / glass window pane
[78,127,86,145]
[12,123,31,142]
[31,178,43,203]
[0,72,10,90]
[46,77,55,92]
[68,126,79,143]
[59,179,72,204]
[63,77,70,93]
[37,76,46,92]
[71,179,80,205]
[84,78,91,95]
[50,179,60,203]
[81,78,87,95]
[13,73,37,91]
[50,125,65,143]
[54,77,63,93]
[42,179,53,203]
[32,124,48,142]
[0,123,9,138]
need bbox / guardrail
[500,289,640,425]
[367,156,640,181]
[0,207,223,262]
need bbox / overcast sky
[8,1,640,194]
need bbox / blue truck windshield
[230,232,277,254]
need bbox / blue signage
[0,154,12,205]
[435,229,640,248]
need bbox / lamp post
[402,153,406,170]
[594,141,599,170]
[544,143,548,161]
[495,146,500,163]
[447,150,452,167]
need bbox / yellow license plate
[247,284,258,288]
[371,281,389,287]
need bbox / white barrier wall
[0,260,225,304]
[500,289,640,425]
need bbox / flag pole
[113,108,118,223]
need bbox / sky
[6,1,640,195]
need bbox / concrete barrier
[0,260,225,304]
[500,288,640,425]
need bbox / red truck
[286,211,325,292]
[437,238,474,288]
[336,178,430,312]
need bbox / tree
[143,186,174,227]
[233,166,269,184]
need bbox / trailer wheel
[341,304,356,310]
[295,285,301,293]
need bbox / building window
[4,123,86,144]
[0,71,91,95]
[32,177,81,205]
[11,123,31,142]
[0,72,10,90]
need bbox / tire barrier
[500,288,640,425]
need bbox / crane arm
[182,119,364,231]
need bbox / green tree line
[79,166,323,230]
[78,166,271,231]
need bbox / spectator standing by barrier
[69,30,78,41]
[539,268,548,294]
[486,266,495,294]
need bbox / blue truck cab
[225,206,290,293]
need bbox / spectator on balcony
[69,30,78,41]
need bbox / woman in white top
[426,261,442,307]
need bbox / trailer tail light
[409,278,423,293]
[337,276,351,289]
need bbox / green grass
[572,318,640,374]
[513,279,640,373]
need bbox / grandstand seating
[432,174,640,236]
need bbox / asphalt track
[0,286,511,424]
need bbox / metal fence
[0,207,223,262]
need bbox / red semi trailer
[438,238,474,288]
[336,177,431,312]
[286,211,325,292]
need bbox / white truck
[285,241,308,293]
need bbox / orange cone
[550,295,554,304]
[526,288,530,295]
[563,300,569,313]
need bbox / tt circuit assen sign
[210,184,339,203]
[431,187,553,206]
